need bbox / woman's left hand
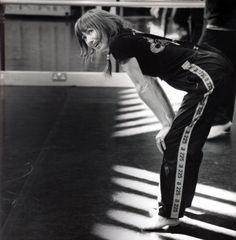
[155,125,171,154]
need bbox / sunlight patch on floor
[113,83,185,137]
[92,223,204,240]
[112,165,236,215]
[111,177,158,196]
[92,164,236,240]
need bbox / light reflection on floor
[112,80,186,137]
[93,223,204,240]
[91,165,236,240]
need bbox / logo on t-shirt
[145,37,170,54]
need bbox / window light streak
[111,175,203,216]
[111,177,158,197]
[112,165,159,183]
[111,192,236,237]
[117,104,148,112]
[112,181,236,218]
[117,92,182,109]
[93,223,204,240]
[113,84,186,138]
[107,210,204,240]
[108,209,236,238]
[181,216,236,237]
[115,109,154,121]
[118,88,136,94]
[119,93,139,99]
[111,177,228,216]
[115,116,158,128]
[185,208,205,215]
[118,98,144,106]
[113,98,181,138]
[118,81,185,106]
[112,192,156,212]
[92,166,236,240]
[107,209,153,229]
[92,223,162,240]
[112,165,236,204]
[192,196,236,218]
[112,123,162,137]
[118,92,182,110]
[157,233,204,240]
[196,185,236,204]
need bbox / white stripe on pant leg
[182,61,214,95]
[170,61,214,218]
[170,98,208,218]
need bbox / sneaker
[151,215,180,229]
[207,121,232,140]
[147,208,180,229]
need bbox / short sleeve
[110,34,135,63]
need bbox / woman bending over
[74,9,235,229]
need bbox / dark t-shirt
[110,29,195,80]
[205,0,236,29]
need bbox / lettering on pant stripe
[182,61,214,94]
[170,62,214,218]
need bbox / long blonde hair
[74,9,130,61]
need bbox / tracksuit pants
[158,50,235,219]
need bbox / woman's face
[82,28,108,52]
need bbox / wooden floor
[1,85,235,240]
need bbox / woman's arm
[121,57,175,127]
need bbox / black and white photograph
[0,0,236,239]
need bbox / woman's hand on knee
[155,125,171,154]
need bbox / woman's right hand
[155,125,171,154]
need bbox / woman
[74,9,234,229]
